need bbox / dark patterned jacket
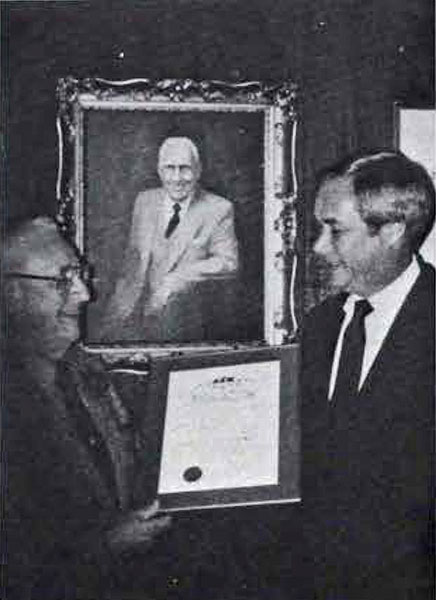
[3,343,137,599]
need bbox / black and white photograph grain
[1,1,434,599]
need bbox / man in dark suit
[103,136,239,342]
[2,217,170,599]
[301,150,435,599]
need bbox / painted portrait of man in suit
[101,136,239,342]
[81,107,265,345]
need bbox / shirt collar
[164,192,194,213]
[342,256,420,317]
[368,255,420,315]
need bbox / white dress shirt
[162,193,192,228]
[328,257,420,400]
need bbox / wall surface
[2,0,434,216]
[1,0,434,308]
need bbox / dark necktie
[331,298,373,403]
[165,203,181,238]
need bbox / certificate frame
[136,344,299,511]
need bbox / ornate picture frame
[56,77,299,353]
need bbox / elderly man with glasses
[2,216,170,599]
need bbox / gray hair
[158,136,201,170]
[317,150,436,252]
[4,216,63,273]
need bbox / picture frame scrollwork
[56,77,300,357]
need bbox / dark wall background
[1,3,434,598]
[1,0,434,308]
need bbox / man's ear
[379,221,406,247]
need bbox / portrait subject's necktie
[165,202,181,238]
[331,298,373,403]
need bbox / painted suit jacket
[103,187,238,341]
[301,260,435,598]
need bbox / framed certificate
[139,345,300,511]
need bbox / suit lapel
[304,294,347,401]
[165,189,204,273]
[59,378,120,508]
[138,189,163,264]
[323,300,346,397]
[358,265,434,398]
[116,191,163,316]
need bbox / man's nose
[313,230,330,257]
[70,275,91,304]
[171,167,183,179]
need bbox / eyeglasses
[5,263,92,293]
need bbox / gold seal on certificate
[143,346,300,511]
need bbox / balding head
[5,216,65,273]
[4,216,89,361]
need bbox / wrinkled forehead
[6,221,76,274]
[314,175,359,222]
[158,139,198,167]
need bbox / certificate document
[140,345,300,511]
[158,360,281,494]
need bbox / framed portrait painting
[57,77,299,352]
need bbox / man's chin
[328,268,352,294]
[58,317,80,344]
[169,193,189,202]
